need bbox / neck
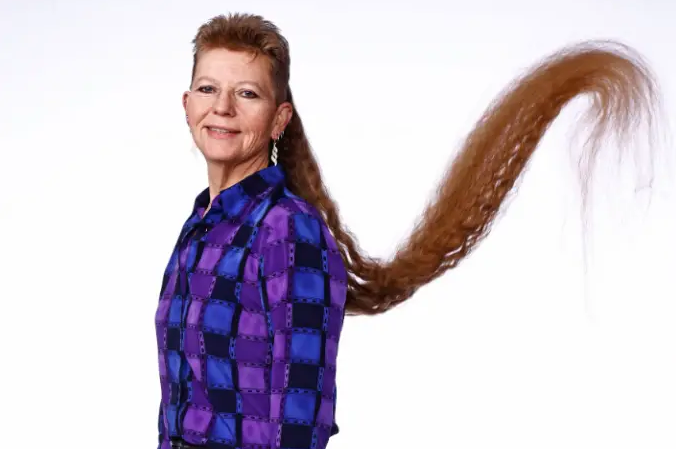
[204,154,269,210]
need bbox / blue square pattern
[217,247,245,277]
[207,357,234,388]
[211,414,236,441]
[219,186,248,217]
[284,393,317,421]
[203,302,234,334]
[291,333,322,362]
[248,197,271,227]
[291,271,325,301]
[165,404,178,432]
[294,214,320,245]
[167,350,182,382]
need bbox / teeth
[209,127,231,134]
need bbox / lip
[205,126,241,139]
[204,125,239,132]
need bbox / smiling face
[183,48,292,166]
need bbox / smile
[206,126,240,138]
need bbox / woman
[155,12,659,449]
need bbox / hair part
[191,13,661,316]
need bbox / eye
[196,85,216,94]
[240,90,258,98]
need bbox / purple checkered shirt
[155,164,346,449]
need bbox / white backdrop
[1,1,675,448]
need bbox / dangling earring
[271,130,284,166]
[271,138,279,166]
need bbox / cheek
[188,103,206,122]
[189,110,210,140]
[242,109,275,135]
[247,114,272,139]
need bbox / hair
[190,13,661,316]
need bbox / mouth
[206,126,240,134]
[205,126,241,139]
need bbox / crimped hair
[190,13,660,316]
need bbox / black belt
[170,438,205,449]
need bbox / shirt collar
[191,164,286,223]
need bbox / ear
[182,91,190,116]
[273,101,294,137]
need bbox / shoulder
[256,187,348,310]
[258,186,338,251]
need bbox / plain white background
[1,0,675,447]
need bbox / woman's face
[183,48,291,165]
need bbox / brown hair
[191,13,660,316]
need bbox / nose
[212,91,235,116]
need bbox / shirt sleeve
[158,402,168,449]
[259,211,347,449]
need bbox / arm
[259,211,347,449]
[158,403,169,449]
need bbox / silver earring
[271,137,279,166]
[271,130,285,166]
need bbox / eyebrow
[193,76,265,91]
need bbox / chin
[200,144,241,163]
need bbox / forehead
[194,48,272,84]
